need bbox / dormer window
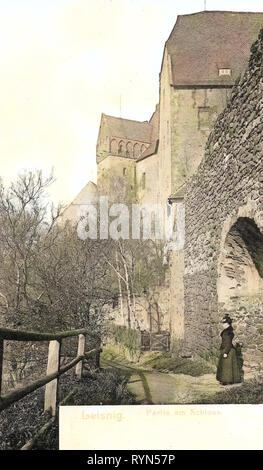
[219,68,231,77]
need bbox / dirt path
[101,357,228,404]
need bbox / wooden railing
[0,326,101,447]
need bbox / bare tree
[103,237,167,330]
[0,170,114,387]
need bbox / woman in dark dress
[216,314,242,385]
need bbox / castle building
[96,11,263,206]
[65,11,263,367]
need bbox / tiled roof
[167,11,263,86]
[103,114,152,143]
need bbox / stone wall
[136,153,159,205]
[97,155,136,203]
[184,31,263,370]
[158,46,173,206]
[109,288,171,333]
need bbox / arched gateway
[217,216,263,370]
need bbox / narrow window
[134,143,140,158]
[118,140,124,155]
[123,167,127,176]
[198,106,210,131]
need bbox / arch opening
[217,217,263,369]
[218,217,263,303]
[110,139,118,154]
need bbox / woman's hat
[222,314,232,324]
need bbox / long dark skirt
[216,347,242,384]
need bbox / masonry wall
[170,87,231,195]
[158,47,173,206]
[111,289,170,333]
[136,153,158,205]
[97,155,136,202]
[96,114,111,164]
[184,32,263,371]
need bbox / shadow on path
[101,356,239,405]
[102,358,153,404]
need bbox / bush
[198,348,221,368]
[108,324,141,362]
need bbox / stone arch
[110,139,118,154]
[118,140,125,155]
[218,217,263,305]
[133,143,140,158]
[126,141,132,157]
[217,215,263,368]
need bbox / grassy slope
[138,351,217,377]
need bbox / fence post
[0,339,3,396]
[75,334,86,379]
[44,340,61,416]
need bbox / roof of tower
[166,11,263,86]
[102,114,152,143]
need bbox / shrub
[108,324,141,362]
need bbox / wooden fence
[0,326,101,449]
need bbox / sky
[1,0,263,206]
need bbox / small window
[219,68,231,77]
[198,106,210,131]
[123,167,127,176]
[142,172,146,189]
